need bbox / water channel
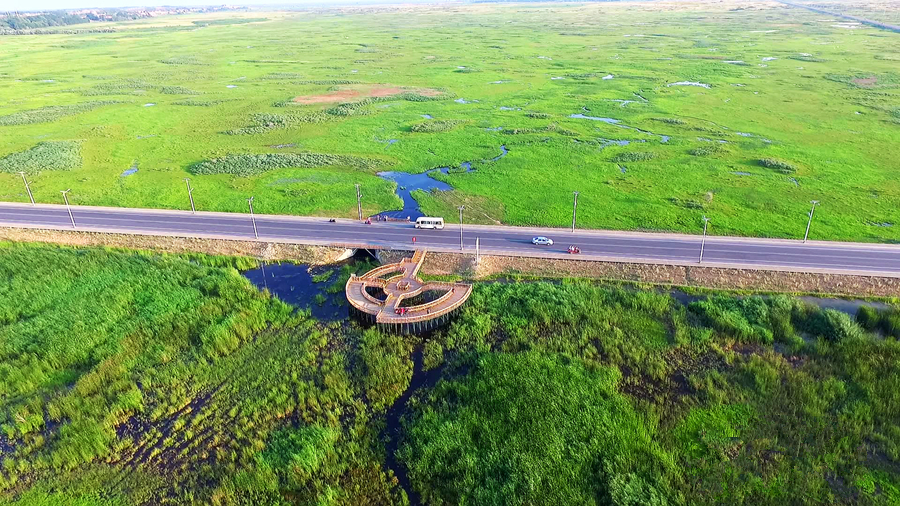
[375,145,508,219]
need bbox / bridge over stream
[345,249,472,334]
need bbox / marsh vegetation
[0,1,898,240]
[0,242,897,504]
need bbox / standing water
[376,146,508,219]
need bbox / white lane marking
[1,213,897,267]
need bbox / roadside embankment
[379,250,900,298]
[2,227,897,297]
[0,227,350,265]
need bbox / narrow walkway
[346,249,472,326]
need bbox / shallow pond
[242,262,349,321]
[376,145,507,218]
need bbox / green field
[0,241,899,504]
[1,1,899,242]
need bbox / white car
[532,236,554,246]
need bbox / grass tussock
[0,101,121,126]
[190,152,382,176]
[410,119,468,133]
[759,157,798,174]
[611,151,657,163]
[0,141,81,174]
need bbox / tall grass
[401,282,900,504]
[189,153,382,176]
[0,246,897,504]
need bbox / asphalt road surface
[1,203,898,277]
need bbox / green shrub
[293,80,360,85]
[353,329,412,412]
[759,158,798,174]
[856,306,900,338]
[159,56,208,65]
[653,117,686,125]
[399,352,673,505]
[502,124,578,136]
[410,119,468,133]
[0,101,121,126]
[527,112,552,119]
[190,152,382,176]
[807,309,865,342]
[159,85,201,95]
[0,141,81,174]
[857,306,881,330]
[689,297,774,344]
[422,340,444,371]
[260,425,340,483]
[769,295,800,344]
[225,112,331,134]
[173,99,223,107]
[612,152,657,163]
[668,197,705,210]
[885,313,900,338]
[80,79,153,96]
[690,145,727,157]
[262,72,306,80]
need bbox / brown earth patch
[0,227,349,264]
[292,85,441,104]
[853,76,878,87]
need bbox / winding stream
[569,110,670,143]
[376,145,508,219]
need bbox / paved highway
[1,202,899,277]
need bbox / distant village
[0,5,246,31]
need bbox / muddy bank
[0,227,349,264]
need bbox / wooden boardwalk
[345,250,472,331]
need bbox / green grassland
[0,242,898,504]
[0,1,899,241]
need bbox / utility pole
[355,183,362,221]
[18,172,34,206]
[803,200,819,243]
[571,191,579,232]
[248,197,259,239]
[458,206,465,251]
[184,178,195,214]
[60,189,75,228]
[699,216,710,263]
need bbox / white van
[415,217,445,230]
